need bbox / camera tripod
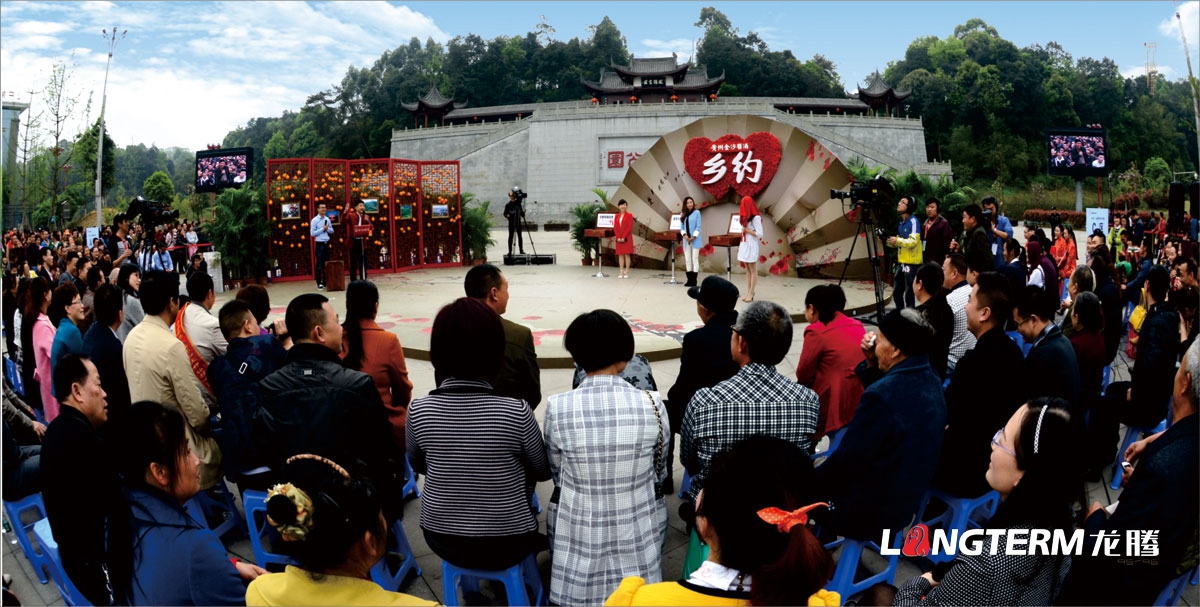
[837,204,888,322]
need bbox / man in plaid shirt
[680,300,819,506]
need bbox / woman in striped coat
[406,297,551,571]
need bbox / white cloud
[1120,64,1175,81]
[10,20,75,36]
[639,38,694,64]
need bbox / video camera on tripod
[126,196,179,230]
[831,175,894,228]
[831,175,894,321]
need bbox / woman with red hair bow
[737,197,762,302]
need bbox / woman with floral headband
[107,400,268,605]
[245,454,435,606]
[606,435,839,606]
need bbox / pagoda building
[581,53,725,105]
[401,85,466,127]
[855,72,911,117]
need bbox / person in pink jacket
[29,277,60,421]
[795,284,866,440]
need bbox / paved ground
[4,227,1195,605]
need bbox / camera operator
[504,187,526,256]
[886,196,922,309]
[107,214,134,269]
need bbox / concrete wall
[391,100,950,225]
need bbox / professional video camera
[830,175,894,213]
[126,196,179,229]
[511,186,528,203]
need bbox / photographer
[107,214,134,269]
[504,187,525,256]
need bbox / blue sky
[1,1,1197,153]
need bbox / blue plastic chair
[3,493,51,584]
[31,518,88,606]
[1006,330,1030,357]
[369,517,422,591]
[824,530,903,602]
[185,481,246,543]
[915,489,1001,564]
[1154,566,1199,606]
[4,355,24,398]
[242,489,299,571]
[1110,418,1168,491]
[677,470,692,499]
[403,455,420,499]
[442,552,544,606]
[1101,365,1112,394]
[811,426,848,465]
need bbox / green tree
[73,119,117,199]
[142,170,176,203]
[1142,157,1171,194]
[263,131,289,161]
[583,17,629,80]
[206,184,268,279]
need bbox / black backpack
[208,336,286,477]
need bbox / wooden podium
[654,230,682,284]
[325,260,346,291]
[709,234,740,280]
[584,228,615,278]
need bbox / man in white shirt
[309,203,334,290]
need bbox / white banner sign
[1085,208,1109,239]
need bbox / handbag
[644,390,666,499]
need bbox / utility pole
[1178,8,1200,172]
[95,26,126,232]
[1145,42,1157,96]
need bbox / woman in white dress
[737,196,762,302]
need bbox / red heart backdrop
[683,132,781,200]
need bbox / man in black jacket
[933,272,1024,498]
[1058,339,1198,606]
[1093,266,1180,462]
[666,275,739,490]
[256,293,406,518]
[913,262,954,378]
[41,354,116,607]
[1089,250,1124,365]
[81,284,131,424]
[1014,284,1080,412]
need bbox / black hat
[688,275,739,313]
[877,308,933,357]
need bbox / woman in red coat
[613,199,635,278]
[795,284,866,439]
[340,280,414,451]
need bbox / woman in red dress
[614,199,635,278]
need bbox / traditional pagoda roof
[581,60,724,96]
[401,85,466,112]
[856,73,910,101]
[610,53,690,80]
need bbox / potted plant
[206,183,270,289]
[460,194,496,265]
[569,200,608,265]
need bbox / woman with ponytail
[245,454,435,606]
[340,280,413,450]
[894,398,1080,606]
[606,435,839,606]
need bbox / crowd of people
[1,195,1197,607]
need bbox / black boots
[684,271,698,287]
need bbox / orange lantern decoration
[591,97,598,104]
[629,95,637,103]
[709,93,717,101]
[670,95,678,102]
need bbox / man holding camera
[309,203,333,290]
[504,187,525,256]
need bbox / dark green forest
[7,9,1198,228]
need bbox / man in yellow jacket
[887,196,923,309]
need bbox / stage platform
[219,230,887,368]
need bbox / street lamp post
[95,27,127,233]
